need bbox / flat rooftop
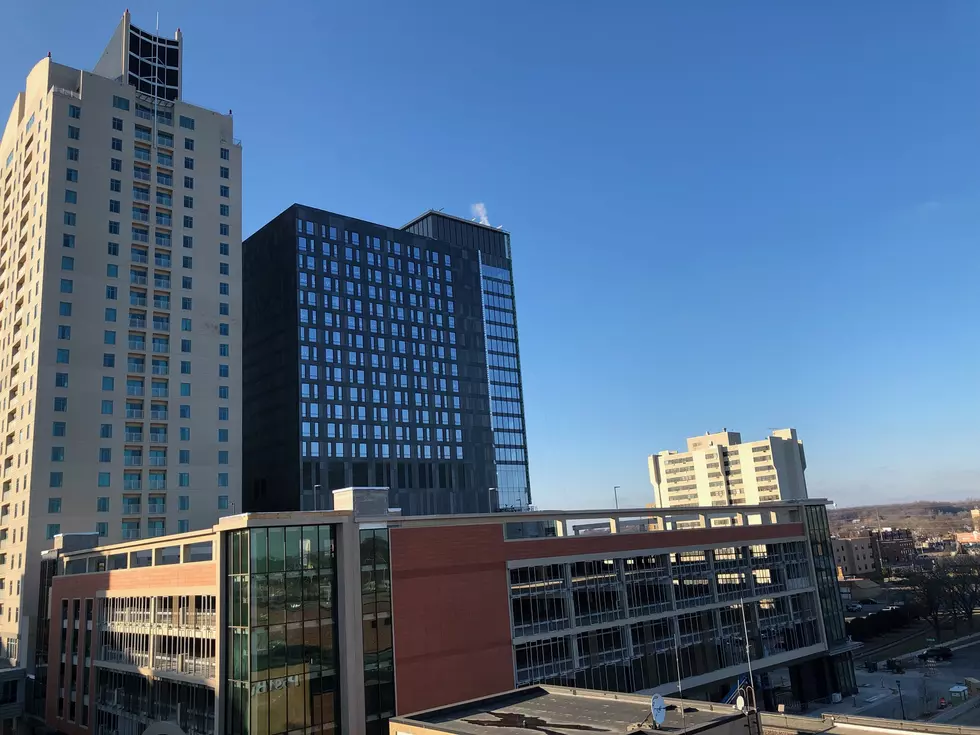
[391,686,743,735]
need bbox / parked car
[918,647,953,661]
[858,598,879,605]
[846,603,863,612]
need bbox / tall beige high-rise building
[648,428,807,509]
[0,11,241,663]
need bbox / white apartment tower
[648,428,808,509]
[0,11,241,663]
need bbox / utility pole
[897,680,906,720]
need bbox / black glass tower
[243,205,530,516]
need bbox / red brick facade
[389,521,804,714]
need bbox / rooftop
[391,686,744,735]
[403,208,511,235]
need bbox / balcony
[152,342,169,354]
[124,431,143,442]
[152,320,170,332]
[148,456,167,467]
[132,209,149,223]
[149,432,167,443]
[127,362,145,374]
[125,408,144,419]
[129,318,146,329]
[128,340,147,351]
[151,364,169,376]
[157,173,173,187]
[133,189,150,203]
[134,148,151,162]
[121,504,141,516]
[126,386,145,397]
[153,297,170,310]
[154,278,171,289]
[131,251,148,264]
[122,528,141,540]
[150,409,168,421]
[157,133,173,148]
[157,193,173,207]
[132,230,149,243]
[130,294,147,307]
[151,387,169,399]
[155,215,172,228]
[124,456,143,467]
[157,153,173,167]
[154,255,172,268]
[148,503,166,515]
[133,168,151,182]
[135,128,152,143]
[130,273,148,286]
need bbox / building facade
[32,493,856,735]
[834,529,916,578]
[0,9,241,672]
[648,429,808,510]
[833,536,876,578]
[243,205,530,515]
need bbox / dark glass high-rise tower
[243,205,530,515]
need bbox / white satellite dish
[735,694,746,711]
[651,694,666,729]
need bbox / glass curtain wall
[225,525,340,735]
[360,529,394,735]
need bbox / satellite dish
[651,694,666,729]
[735,695,746,711]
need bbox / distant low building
[833,528,916,578]
[834,536,876,578]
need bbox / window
[220,185,229,198]
[220,242,230,256]
[100,424,112,439]
[179,473,190,488]
[219,262,230,276]
[221,148,230,160]
[53,422,66,437]
[111,158,122,171]
[60,278,73,293]
[68,125,80,140]
[180,383,191,397]
[101,376,114,391]
[179,115,195,130]
[97,497,109,512]
[218,451,229,465]
[112,117,123,131]
[184,157,194,169]
[108,221,120,234]
[183,195,193,209]
[51,447,65,462]
[68,105,81,119]
[183,176,193,189]
[101,400,113,415]
[219,365,229,378]
[65,189,77,204]
[180,361,191,375]
[181,297,192,310]
[96,522,108,538]
[56,349,70,364]
[63,234,75,248]
[182,276,192,289]
[183,215,193,228]
[219,344,230,357]
[184,138,194,151]
[218,473,229,487]
[178,495,190,511]
[220,223,230,236]
[109,199,120,213]
[112,95,130,111]
[179,449,190,464]
[104,331,116,345]
[180,427,191,440]
[54,397,68,412]
[181,318,192,331]
[180,405,191,419]
[220,204,230,217]
[178,520,189,533]
[183,235,193,249]
[59,302,72,317]
[57,325,71,340]
[111,138,122,151]
[108,242,119,255]
[67,147,79,161]
[106,286,118,299]
[46,524,61,540]
[110,178,121,192]
[50,473,63,488]
[107,264,118,278]
[219,386,229,399]
[103,354,114,368]
[218,495,229,510]
[55,373,69,388]
[181,339,191,353]
[218,429,229,442]
[219,282,229,295]
[218,407,229,421]
[63,212,76,226]
[48,498,62,513]
[66,168,78,182]
[219,303,229,316]
[220,166,230,179]
[99,448,111,463]
[182,256,193,268]
[61,256,74,271]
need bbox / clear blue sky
[4,2,979,509]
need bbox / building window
[46,524,61,540]
[69,105,81,119]
[218,495,229,510]
[97,497,109,512]
[184,138,194,150]
[112,117,123,131]
[220,185,229,198]
[98,473,110,488]
[51,447,65,462]
[53,422,66,437]
[221,148,230,160]
[220,204,230,217]
[220,223,230,236]
[112,95,130,111]
[178,520,189,533]
[56,349,70,364]
[184,157,194,169]
[50,473,63,488]
[220,166,229,179]
[67,147,79,161]
[65,189,77,204]
[179,115,195,130]
[66,168,78,182]
[48,498,62,514]
[63,234,75,248]
[54,397,68,412]
[96,522,108,538]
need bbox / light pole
[488,487,496,513]
[613,485,620,509]
[896,680,906,720]
[313,484,322,511]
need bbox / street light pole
[313,484,322,511]
[896,680,906,720]
[613,485,620,509]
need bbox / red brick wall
[44,562,217,733]
[389,524,514,714]
[389,522,805,714]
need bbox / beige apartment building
[0,11,241,664]
[648,428,808,510]
[833,536,876,578]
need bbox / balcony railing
[148,505,166,516]
[155,216,172,228]
[125,408,144,419]
[130,274,148,285]
[151,364,169,376]
[121,505,141,516]
[148,456,167,467]
[149,433,167,443]
[132,209,149,223]
[121,528,141,539]
[152,320,170,331]
[157,194,173,207]
[130,295,147,307]
[127,362,145,373]
[124,456,143,466]
[154,256,171,267]
[124,432,143,442]
[152,343,169,354]
[135,129,152,143]
[154,278,171,289]
[131,252,148,264]
[151,388,168,398]
[129,318,146,329]
[150,409,168,420]
[153,298,170,310]
[126,386,144,396]
[128,340,146,350]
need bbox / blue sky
[3,2,979,509]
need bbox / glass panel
[251,528,268,574]
[285,527,302,571]
[267,527,285,572]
